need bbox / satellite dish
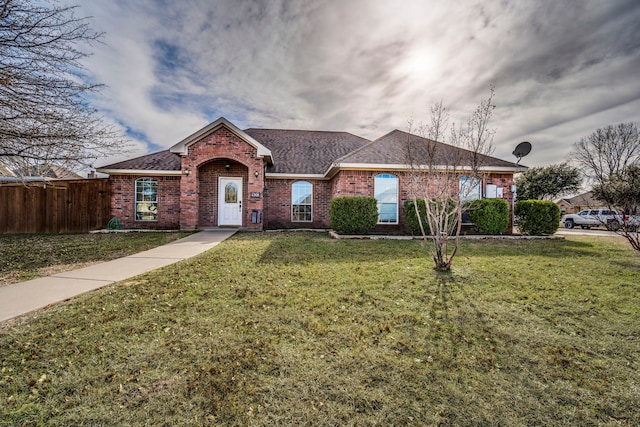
[512,141,531,165]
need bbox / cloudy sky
[77,0,640,169]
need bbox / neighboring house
[0,160,83,182]
[20,165,83,180]
[96,117,526,233]
[557,191,599,215]
[0,163,14,178]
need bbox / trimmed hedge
[329,196,379,234]
[403,198,456,235]
[515,200,560,235]
[467,199,509,235]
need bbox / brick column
[179,165,199,230]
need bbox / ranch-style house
[97,117,526,233]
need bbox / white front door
[218,177,243,226]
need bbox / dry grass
[1,232,639,425]
[0,232,193,286]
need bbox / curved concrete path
[0,230,237,323]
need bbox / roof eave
[266,173,327,180]
[95,169,181,176]
[325,162,528,177]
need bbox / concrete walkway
[0,229,237,323]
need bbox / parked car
[561,209,640,231]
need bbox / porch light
[254,170,259,178]
[183,168,190,176]
[225,164,231,170]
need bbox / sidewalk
[0,229,237,323]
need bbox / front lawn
[0,231,194,286]
[1,232,639,425]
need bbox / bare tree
[405,88,496,271]
[572,122,640,250]
[573,123,640,184]
[0,0,127,177]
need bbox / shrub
[515,200,560,235]
[329,196,379,234]
[404,199,432,235]
[467,199,509,235]
[403,198,457,236]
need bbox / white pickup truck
[562,209,640,231]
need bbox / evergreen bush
[467,199,509,235]
[403,199,430,235]
[329,196,379,234]
[403,198,457,235]
[515,200,560,235]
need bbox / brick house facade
[97,117,526,233]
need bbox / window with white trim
[459,176,482,224]
[459,176,482,202]
[374,173,398,224]
[135,178,158,221]
[292,181,312,222]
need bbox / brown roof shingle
[338,130,518,169]
[98,128,520,175]
[243,129,370,175]
[99,150,181,171]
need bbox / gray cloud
[78,0,640,169]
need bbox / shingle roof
[337,129,518,169]
[98,127,521,175]
[0,162,15,177]
[244,129,371,175]
[99,150,181,171]
[565,191,597,206]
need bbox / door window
[225,183,238,203]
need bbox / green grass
[1,232,639,425]
[0,232,194,286]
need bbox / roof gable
[170,117,272,164]
[0,162,15,177]
[334,129,525,172]
[567,191,597,206]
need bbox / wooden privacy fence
[0,179,110,234]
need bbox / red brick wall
[331,170,374,198]
[109,157,515,233]
[264,178,332,229]
[179,127,265,230]
[329,169,516,233]
[109,175,181,229]
[264,171,417,232]
[331,170,409,233]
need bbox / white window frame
[459,176,482,202]
[135,177,158,222]
[291,181,313,222]
[374,173,398,224]
[459,176,482,225]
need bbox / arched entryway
[197,159,248,228]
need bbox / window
[292,181,312,222]
[135,178,158,221]
[459,176,481,224]
[225,182,238,203]
[459,176,482,202]
[375,174,398,224]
